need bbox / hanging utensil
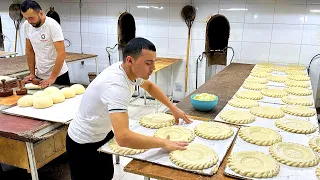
[181,5,196,93]
[9,1,23,53]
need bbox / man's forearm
[50,52,66,80]
[26,51,36,75]
[119,130,165,149]
[147,83,176,111]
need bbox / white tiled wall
[1,0,320,104]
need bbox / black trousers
[36,71,70,86]
[66,131,114,180]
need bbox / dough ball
[70,84,85,95]
[17,95,33,107]
[25,83,41,90]
[49,91,65,104]
[61,88,76,99]
[0,76,10,81]
[44,86,60,94]
[33,91,49,97]
[33,96,53,109]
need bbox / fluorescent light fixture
[254,15,258,19]
[137,5,150,9]
[310,9,320,13]
[220,8,248,11]
[137,5,163,10]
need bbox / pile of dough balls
[17,84,86,109]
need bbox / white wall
[1,0,320,103]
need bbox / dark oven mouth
[118,12,136,48]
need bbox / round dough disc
[250,72,271,78]
[33,96,53,109]
[70,84,86,95]
[239,126,282,146]
[49,91,65,104]
[252,68,273,73]
[154,126,195,142]
[139,113,175,129]
[261,88,288,98]
[256,62,273,68]
[285,87,312,96]
[285,80,310,88]
[108,138,148,155]
[33,91,49,97]
[235,91,263,100]
[280,105,316,117]
[245,77,268,84]
[220,110,255,124]
[194,122,234,140]
[61,88,76,99]
[44,86,60,94]
[282,96,313,106]
[169,143,218,170]
[269,142,319,167]
[250,106,284,119]
[309,137,320,153]
[228,98,259,109]
[288,75,310,81]
[286,64,306,71]
[316,166,320,178]
[17,95,33,107]
[242,83,267,90]
[272,66,287,72]
[228,151,280,178]
[275,118,316,134]
[267,75,287,83]
[285,70,306,75]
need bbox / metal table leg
[95,57,99,75]
[115,155,120,164]
[26,142,39,180]
[170,66,174,102]
[144,176,150,180]
[155,72,158,113]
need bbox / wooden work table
[0,52,98,76]
[124,63,255,180]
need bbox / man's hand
[39,78,56,88]
[23,74,36,84]
[171,107,193,125]
[162,135,188,151]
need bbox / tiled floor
[112,98,170,180]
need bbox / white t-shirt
[68,62,144,144]
[24,17,68,79]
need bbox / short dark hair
[21,0,42,13]
[123,37,156,62]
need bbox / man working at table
[66,37,192,180]
[21,0,70,88]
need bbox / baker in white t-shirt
[66,37,192,180]
[21,0,70,88]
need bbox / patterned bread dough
[108,138,148,155]
[250,72,271,78]
[285,80,310,88]
[316,166,320,178]
[33,96,53,109]
[309,137,320,153]
[169,143,218,170]
[285,87,312,96]
[261,88,288,98]
[286,64,306,71]
[267,75,287,83]
[139,113,175,129]
[245,77,268,84]
[239,126,282,146]
[275,118,316,134]
[235,91,263,100]
[285,70,307,75]
[288,75,310,81]
[220,110,255,124]
[281,96,313,106]
[250,106,284,119]
[272,65,287,72]
[280,105,316,117]
[228,98,259,109]
[154,126,195,142]
[194,122,234,140]
[242,83,267,90]
[228,151,280,178]
[252,68,273,73]
[17,95,33,107]
[256,62,274,68]
[269,142,320,167]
